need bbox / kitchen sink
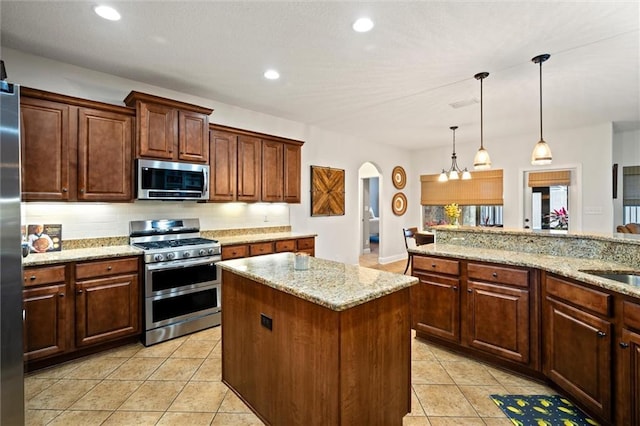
[581,270,640,286]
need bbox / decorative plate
[392,166,406,189]
[392,192,407,216]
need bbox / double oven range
[130,219,221,346]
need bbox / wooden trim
[420,169,503,206]
[123,90,213,115]
[209,123,304,146]
[528,170,571,187]
[21,87,135,115]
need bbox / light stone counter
[22,245,142,267]
[218,252,418,311]
[410,242,640,298]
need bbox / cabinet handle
[431,264,436,268]
[492,272,498,278]
[62,187,68,193]
[30,275,36,280]
[79,188,84,193]
[452,286,458,291]
[77,289,83,294]
[59,293,65,298]
[596,331,607,338]
[620,342,629,349]
[107,266,112,270]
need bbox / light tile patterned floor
[25,259,556,425]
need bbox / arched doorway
[358,162,381,266]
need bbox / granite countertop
[218,252,418,311]
[409,243,640,298]
[22,245,143,267]
[208,232,317,246]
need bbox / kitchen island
[218,252,418,426]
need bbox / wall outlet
[260,313,272,331]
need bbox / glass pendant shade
[461,169,472,180]
[473,72,491,170]
[438,170,448,182]
[531,139,553,165]
[531,54,552,165]
[473,147,491,170]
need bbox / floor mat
[490,394,600,426]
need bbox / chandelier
[439,126,471,182]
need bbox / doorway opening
[359,162,381,265]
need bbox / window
[423,205,503,228]
[623,166,640,224]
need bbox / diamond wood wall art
[310,165,345,216]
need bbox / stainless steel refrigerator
[0,61,25,424]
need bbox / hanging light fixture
[531,53,552,165]
[439,126,471,182]
[473,72,492,170]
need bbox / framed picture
[25,224,62,253]
[310,165,345,216]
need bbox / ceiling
[2,1,639,150]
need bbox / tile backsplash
[22,201,291,240]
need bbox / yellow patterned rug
[490,394,600,426]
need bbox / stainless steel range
[130,218,221,346]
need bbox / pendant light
[531,53,552,165]
[439,126,471,182]
[473,72,492,170]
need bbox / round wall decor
[392,166,406,189]
[392,192,407,216]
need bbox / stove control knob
[183,251,191,258]
[166,252,175,260]
[154,254,164,262]
[208,248,216,255]
[199,249,207,256]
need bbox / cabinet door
[178,110,209,163]
[467,280,530,364]
[543,298,612,421]
[210,130,237,201]
[23,284,68,361]
[620,329,640,426]
[138,101,177,159]
[411,272,460,343]
[20,97,73,201]
[77,108,133,201]
[283,143,301,203]
[237,135,261,202]
[75,274,139,347]
[262,140,284,202]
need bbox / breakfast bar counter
[218,252,418,426]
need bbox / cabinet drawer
[76,257,139,280]
[623,300,640,330]
[250,242,274,256]
[275,239,296,252]
[296,237,315,250]
[468,263,529,288]
[413,256,460,276]
[545,275,612,317]
[222,244,248,260]
[23,265,66,287]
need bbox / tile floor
[24,257,557,425]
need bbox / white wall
[613,128,640,227]
[411,121,615,234]
[5,48,417,264]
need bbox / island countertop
[218,252,418,311]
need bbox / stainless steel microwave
[137,159,209,201]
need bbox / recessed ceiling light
[352,17,374,33]
[264,69,280,80]
[94,5,121,21]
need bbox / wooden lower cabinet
[23,283,68,361]
[411,271,460,343]
[543,274,613,423]
[23,256,141,367]
[620,328,640,425]
[221,237,315,260]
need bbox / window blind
[623,166,640,206]
[527,170,571,187]
[420,169,503,206]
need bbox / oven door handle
[146,255,221,272]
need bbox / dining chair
[403,227,418,274]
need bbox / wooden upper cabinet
[77,108,133,201]
[283,143,301,203]
[20,96,73,201]
[237,135,262,202]
[209,130,237,201]
[20,88,135,202]
[262,140,284,202]
[124,91,213,163]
